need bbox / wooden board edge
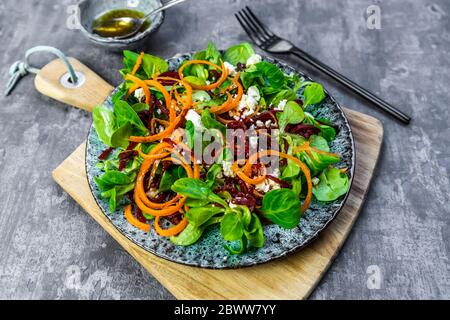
[303,119,384,298]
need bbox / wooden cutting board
[37,57,383,299]
[52,108,382,300]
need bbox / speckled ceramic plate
[85,52,355,269]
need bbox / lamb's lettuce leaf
[120,50,168,79]
[312,167,350,201]
[223,42,255,65]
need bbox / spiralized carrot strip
[149,118,157,133]
[231,162,267,185]
[240,150,312,213]
[178,60,228,90]
[168,141,200,179]
[129,113,183,143]
[143,79,172,110]
[156,77,193,110]
[162,157,194,177]
[126,74,150,105]
[135,143,183,210]
[154,118,170,127]
[129,79,192,143]
[135,193,187,216]
[209,92,233,114]
[124,205,150,233]
[131,52,145,75]
[216,115,234,124]
[134,142,195,215]
[138,147,170,161]
[154,215,188,237]
[135,167,185,212]
[127,83,140,101]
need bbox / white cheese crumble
[224,61,237,76]
[146,189,159,199]
[246,53,262,67]
[238,86,261,117]
[255,120,264,127]
[222,161,235,177]
[185,109,204,131]
[276,99,288,111]
[247,86,260,101]
[255,181,270,193]
[255,178,281,193]
[134,88,145,102]
[312,177,320,186]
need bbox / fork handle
[290,47,411,124]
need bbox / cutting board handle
[34,58,114,113]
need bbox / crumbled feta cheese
[255,178,281,193]
[246,53,262,67]
[312,177,320,186]
[268,179,281,190]
[224,61,237,76]
[222,161,235,177]
[247,86,260,102]
[255,180,271,193]
[185,109,203,131]
[134,88,145,102]
[256,120,264,127]
[265,120,272,128]
[146,189,159,198]
[276,99,288,111]
[238,94,258,117]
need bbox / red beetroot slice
[157,71,180,86]
[118,150,138,171]
[98,147,114,160]
[135,207,147,223]
[286,124,320,138]
[231,191,257,211]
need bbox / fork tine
[236,10,267,44]
[235,12,262,46]
[244,6,275,38]
[239,9,269,42]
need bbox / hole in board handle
[60,71,86,88]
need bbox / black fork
[235,6,411,124]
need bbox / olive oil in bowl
[91,9,151,38]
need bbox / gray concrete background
[0,0,449,299]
